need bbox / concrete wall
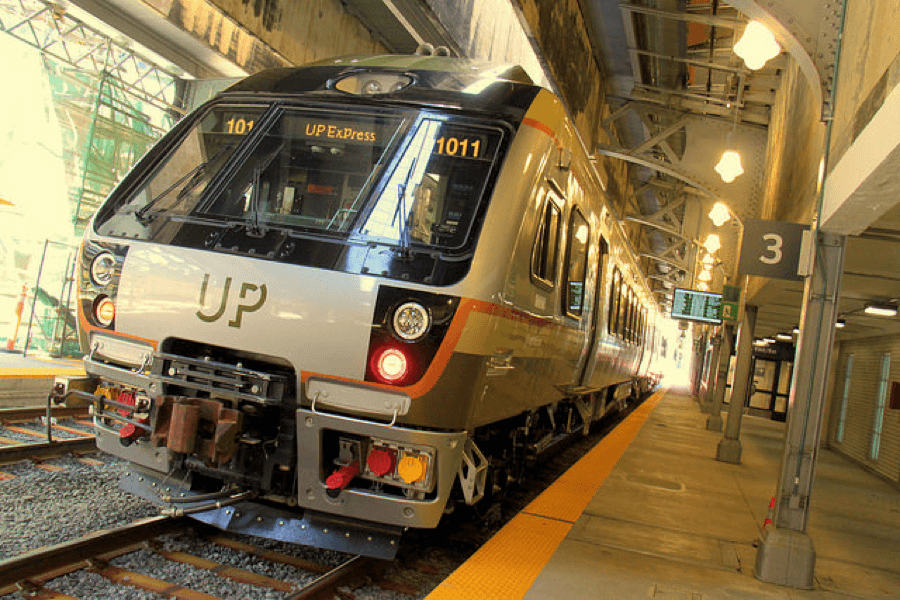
[828,0,900,170]
[828,337,900,483]
[184,0,385,67]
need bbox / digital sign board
[671,288,723,324]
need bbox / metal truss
[0,0,181,116]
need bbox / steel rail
[285,555,387,600]
[0,406,90,423]
[0,437,97,464]
[0,515,191,593]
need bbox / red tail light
[372,347,409,384]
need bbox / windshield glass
[96,104,504,251]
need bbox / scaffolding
[0,0,184,355]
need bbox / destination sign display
[671,288,723,324]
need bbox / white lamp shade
[708,201,731,226]
[734,21,781,70]
[714,150,744,183]
[703,234,721,254]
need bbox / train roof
[220,55,543,118]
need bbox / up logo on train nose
[196,274,267,328]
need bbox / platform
[427,388,900,599]
[0,351,85,408]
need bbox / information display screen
[671,288,723,324]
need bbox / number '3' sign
[738,220,809,281]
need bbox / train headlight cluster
[94,296,116,326]
[90,251,117,286]
[373,347,409,383]
[392,302,430,340]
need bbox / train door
[577,235,609,387]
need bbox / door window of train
[564,208,590,317]
[530,190,561,290]
[358,116,504,249]
[609,268,621,336]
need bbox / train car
[73,52,660,558]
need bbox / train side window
[609,268,621,336]
[617,285,629,339]
[630,292,638,343]
[531,192,561,289]
[564,208,590,318]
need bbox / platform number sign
[738,219,810,281]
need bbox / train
[69,51,662,559]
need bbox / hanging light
[714,150,744,183]
[734,21,781,70]
[698,269,712,282]
[697,282,709,291]
[701,253,716,266]
[703,234,721,254]
[708,202,732,226]
[864,303,897,317]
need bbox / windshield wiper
[245,142,284,238]
[392,156,418,257]
[135,145,230,224]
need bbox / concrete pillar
[716,305,757,461]
[706,324,734,431]
[756,232,846,589]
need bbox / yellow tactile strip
[0,367,85,379]
[426,389,665,600]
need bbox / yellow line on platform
[0,368,85,379]
[425,388,666,600]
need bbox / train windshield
[96,103,504,251]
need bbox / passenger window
[564,208,590,317]
[531,192,561,288]
[617,285,629,339]
[609,269,621,335]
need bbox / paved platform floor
[525,388,900,599]
[0,350,84,407]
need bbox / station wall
[828,338,900,483]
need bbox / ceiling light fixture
[776,333,792,341]
[698,269,712,282]
[703,234,721,254]
[697,282,709,292]
[708,202,731,226]
[733,21,782,70]
[835,318,846,328]
[714,150,744,183]
[864,303,897,317]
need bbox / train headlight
[90,251,116,286]
[373,347,408,384]
[392,302,430,341]
[94,296,116,326]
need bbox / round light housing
[94,296,116,326]
[90,251,116,286]
[374,348,408,383]
[392,302,430,341]
[397,452,427,483]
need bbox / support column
[716,305,757,461]
[756,232,846,589]
[706,324,734,431]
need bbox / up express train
[74,54,660,558]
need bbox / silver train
[73,55,661,558]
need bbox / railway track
[0,406,96,466]
[0,515,414,599]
